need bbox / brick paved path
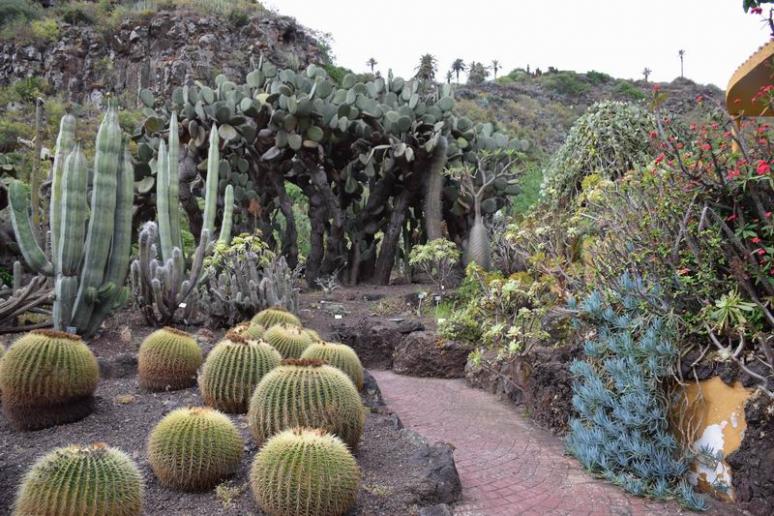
[371,371,689,516]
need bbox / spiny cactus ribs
[0,329,99,430]
[138,327,202,391]
[147,407,243,491]
[248,359,365,448]
[301,341,365,390]
[14,443,144,516]
[262,323,312,358]
[251,306,302,328]
[250,427,360,516]
[198,332,282,413]
[231,320,266,340]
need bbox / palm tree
[642,67,652,82]
[678,49,685,78]
[366,57,378,74]
[491,60,500,80]
[415,54,438,81]
[446,70,453,84]
[467,61,489,85]
[451,58,466,84]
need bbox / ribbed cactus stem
[218,184,233,244]
[8,180,53,276]
[201,126,220,242]
[156,140,173,263]
[49,113,76,262]
[424,135,448,241]
[57,145,88,277]
[167,112,183,254]
[71,107,122,331]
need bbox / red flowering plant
[744,0,774,37]
[649,89,773,392]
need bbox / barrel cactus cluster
[252,306,302,328]
[9,107,134,337]
[198,330,282,413]
[138,327,202,391]
[263,323,313,358]
[301,341,364,390]
[147,407,243,491]
[14,443,144,516]
[0,329,99,430]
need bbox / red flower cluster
[751,6,763,14]
[756,160,771,175]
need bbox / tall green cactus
[9,107,133,337]
[130,122,233,325]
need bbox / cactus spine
[147,407,243,491]
[14,443,143,516]
[9,108,133,336]
[301,341,364,390]
[247,359,365,448]
[251,306,302,328]
[130,122,232,325]
[138,327,202,391]
[231,321,266,340]
[0,329,99,430]
[262,323,312,358]
[198,332,282,413]
[250,428,360,516]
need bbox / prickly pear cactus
[250,428,360,516]
[13,443,144,516]
[147,407,243,491]
[247,359,365,449]
[138,327,202,391]
[0,329,99,430]
[251,306,301,328]
[301,342,364,390]
[262,323,312,359]
[198,332,282,413]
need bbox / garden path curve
[371,370,691,516]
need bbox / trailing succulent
[138,327,202,391]
[14,443,144,516]
[262,323,313,358]
[0,329,99,430]
[198,331,282,413]
[251,306,302,328]
[250,428,360,516]
[248,358,365,449]
[301,341,364,390]
[566,274,706,510]
[131,116,233,325]
[8,108,133,337]
[198,232,300,327]
[147,407,243,491]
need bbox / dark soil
[0,283,458,516]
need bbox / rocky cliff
[0,4,324,105]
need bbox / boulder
[393,331,472,378]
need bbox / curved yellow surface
[726,40,774,116]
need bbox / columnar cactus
[138,327,202,391]
[9,108,134,336]
[198,332,282,413]
[147,407,243,491]
[0,329,99,430]
[13,443,143,516]
[249,428,360,516]
[130,120,233,325]
[251,306,301,328]
[301,342,364,390]
[262,323,312,358]
[247,359,365,448]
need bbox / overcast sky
[265,0,768,88]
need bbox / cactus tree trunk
[424,135,448,241]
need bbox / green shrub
[408,238,460,292]
[30,18,59,42]
[249,428,360,516]
[585,70,612,85]
[248,359,365,448]
[147,407,243,491]
[542,71,590,96]
[0,0,40,28]
[540,101,655,207]
[614,80,646,100]
[14,443,144,516]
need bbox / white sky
[265,0,769,88]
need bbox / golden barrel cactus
[138,327,202,391]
